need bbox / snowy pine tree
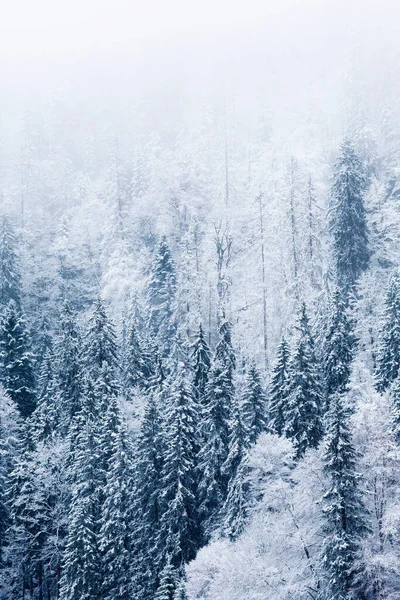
[321,393,370,600]
[323,289,356,406]
[157,366,199,568]
[284,305,323,458]
[0,302,36,418]
[32,348,60,441]
[0,215,21,309]
[147,236,177,356]
[99,412,134,600]
[376,271,400,392]
[59,414,101,600]
[55,302,82,426]
[191,323,211,404]
[268,336,290,436]
[329,138,370,290]
[241,364,268,445]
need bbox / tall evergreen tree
[390,376,400,444]
[32,348,60,441]
[285,305,323,458]
[268,336,290,436]
[0,215,21,309]
[322,289,356,406]
[132,391,164,598]
[146,236,177,355]
[329,138,370,290]
[81,298,118,388]
[154,561,179,600]
[0,302,36,418]
[157,366,199,569]
[196,356,235,541]
[59,414,101,600]
[241,364,268,445]
[215,318,236,378]
[221,456,249,541]
[99,409,134,600]
[376,271,400,392]
[191,324,211,404]
[7,424,49,600]
[122,319,148,392]
[55,302,82,425]
[321,393,370,600]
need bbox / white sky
[1,0,395,59]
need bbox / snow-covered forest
[1,1,400,599]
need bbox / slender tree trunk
[257,192,269,372]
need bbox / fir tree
[81,298,118,389]
[268,336,290,436]
[221,456,249,541]
[323,289,356,405]
[0,415,9,571]
[321,393,370,600]
[122,319,148,392]
[376,271,400,392]
[215,318,236,378]
[390,376,400,444]
[285,305,323,458]
[241,364,268,445]
[0,215,21,309]
[173,579,189,600]
[7,423,49,600]
[0,302,36,418]
[329,138,370,290]
[131,390,164,598]
[99,415,134,600]
[32,348,60,441]
[59,414,101,600]
[55,302,82,425]
[191,323,211,404]
[154,561,178,600]
[157,366,199,569]
[147,236,177,355]
[196,357,235,541]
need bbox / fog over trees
[1,1,400,598]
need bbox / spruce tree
[7,424,49,600]
[321,393,370,600]
[285,305,323,458]
[0,302,36,418]
[0,415,9,571]
[122,319,148,392]
[173,579,189,600]
[132,391,163,598]
[191,323,211,404]
[154,561,178,600]
[81,298,118,389]
[55,302,82,425]
[329,138,370,290]
[196,358,235,540]
[221,457,249,541]
[215,318,236,378]
[59,414,101,600]
[322,289,356,406]
[157,367,199,569]
[99,414,134,600]
[390,376,400,444]
[241,364,268,445]
[146,236,177,355]
[376,271,400,392]
[32,348,60,441]
[268,336,290,436]
[0,215,21,309]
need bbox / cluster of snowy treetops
[1,102,400,600]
